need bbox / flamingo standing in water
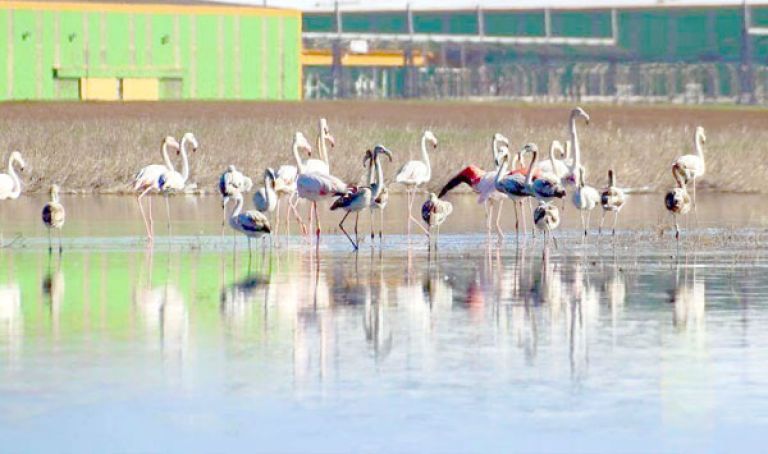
[274,133,313,238]
[331,145,393,250]
[253,168,279,243]
[296,134,347,244]
[365,146,394,242]
[525,143,567,203]
[493,146,532,236]
[564,107,591,187]
[159,132,198,235]
[534,202,561,248]
[229,191,271,256]
[133,136,179,240]
[600,169,626,236]
[219,165,253,226]
[672,126,706,213]
[571,166,600,236]
[395,130,439,236]
[0,150,26,246]
[42,184,65,254]
[535,140,571,183]
[665,172,692,240]
[421,192,453,249]
[438,133,510,239]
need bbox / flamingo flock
[0,107,712,254]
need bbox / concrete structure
[0,1,302,100]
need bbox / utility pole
[741,0,756,104]
[404,2,416,98]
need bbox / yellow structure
[302,49,429,67]
[122,79,160,101]
[79,78,119,101]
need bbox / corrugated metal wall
[0,1,302,101]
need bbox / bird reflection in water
[364,254,392,361]
[42,254,65,340]
[0,279,21,363]
[669,253,706,337]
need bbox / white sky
[214,0,768,12]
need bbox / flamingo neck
[491,137,501,164]
[549,145,558,177]
[609,171,616,187]
[525,152,537,187]
[161,142,175,172]
[179,138,192,181]
[264,173,273,208]
[569,113,581,172]
[694,131,705,161]
[7,156,21,198]
[292,142,305,174]
[495,156,508,186]
[51,191,59,204]
[372,154,385,199]
[421,134,431,181]
[231,195,244,219]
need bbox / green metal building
[0,1,302,101]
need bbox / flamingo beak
[382,148,393,161]
[327,134,335,148]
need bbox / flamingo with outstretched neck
[672,126,706,213]
[219,165,253,226]
[600,169,626,235]
[158,132,198,236]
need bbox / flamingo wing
[304,159,330,175]
[496,174,528,198]
[134,164,167,190]
[238,210,270,233]
[43,202,65,228]
[395,161,428,185]
[0,174,15,199]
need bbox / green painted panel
[675,11,709,58]
[177,14,191,98]
[12,10,36,99]
[413,13,443,34]
[194,15,218,98]
[85,12,100,70]
[372,13,406,33]
[266,16,280,99]
[41,11,55,98]
[282,16,300,100]
[485,12,545,37]
[449,12,477,34]
[152,14,174,68]
[0,10,7,100]
[221,15,235,98]
[554,11,610,38]
[342,13,372,33]
[106,13,130,69]
[239,16,260,99]
[133,14,147,68]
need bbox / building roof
[216,0,768,12]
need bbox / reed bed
[0,100,766,194]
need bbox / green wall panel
[12,10,37,99]
[194,14,218,98]
[266,16,281,100]
[0,10,7,100]
[283,16,300,100]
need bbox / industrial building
[301,1,768,104]
[0,1,302,101]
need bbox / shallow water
[1,194,768,452]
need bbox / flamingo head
[363,149,373,167]
[320,119,335,148]
[550,140,565,159]
[181,132,199,153]
[495,145,510,167]
[49,184,60,197]
[522,143,539,155]
[265,167,276,187]
[572,106,590,125]
[164,136,181,155]
[424,130,438,149]
[373,144,393,162]
[295,132,312,156]
[493,133,509,147]
[9,151,25,171]
[227,164,237,172]
[696,126,706,143]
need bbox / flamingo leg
[274,197,281,246]
[47,229,52,255]
[485,202,492,238]
[339,211,357,249]
[307,202,315,243]
[599,211,607,236]
[674,215,681,240]
[496,201,504,241]
[406,189,413,237]
[354,212,360,249]
[290,195,307,235]
[370,208,375,241]
[221,197,228,231]
[164,193,172,237]
[612,211,619,236]
[137,187,154,240]
[379,208,384,241]
[57,229,63,255]
[580,210,586,237]
[314,202,321,242]
[586,210,592,236]
[147,193,154,238]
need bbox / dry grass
[0,100,766,194]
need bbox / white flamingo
[672,126,706,212]
[253,168,279,242]
[305,118,335,175]
[395,130,439,236]
[535,140,570,182]
[219,165,253,225]
[571,166,600,236]
[229,192,271,255]
[599,169,627,236]
[296,136,347,244]
[133,136,180,240]
[522,143,567,203]
[274,133,312,237]
[565,107,591,187]
[439,133,510,239]
[0,151,26,200]
[42,184,65,254]
[158,132,198,235]
[665,171,692,240]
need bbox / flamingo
[133,136,180,240]
[274,133,312,237]
[571,166,600,236]
[395,130,439,236]
[421,192,453,249]
[158,132,198,235]
[253,168,278,243]
[0,151,26,200]
[599,169,627,236]
[296,137,347,244]
[228,192,271,255]
[305,118,335,174]
[438,133,510,239]
[365,146,394,241]
[42,184,65,254]
[565,107,591,187]
[665,172,692,240]
[493,146,532,235]
[219,165,253,225]
[525,143,567,202]
[535,140,570,182]
[534,202,561,248]
[331,146,393,250]
[672,126,706,212]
